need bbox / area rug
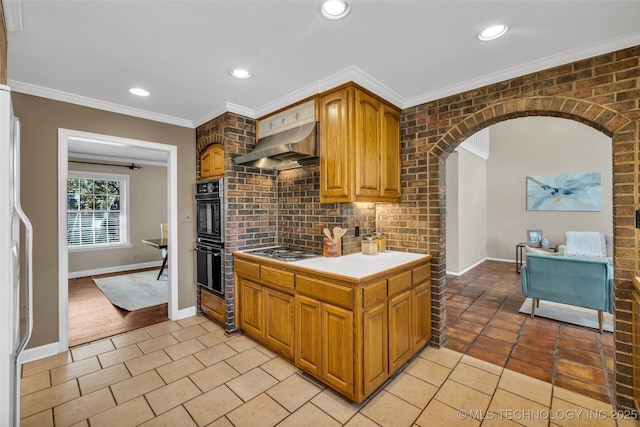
[518,298,613,332]
[93,270,167,311]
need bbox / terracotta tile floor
[20,312,639,426]
[445,260,616,405]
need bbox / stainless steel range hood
[233,121,318,170]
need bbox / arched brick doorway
[414,95,636,409]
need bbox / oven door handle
[194,247,222,256]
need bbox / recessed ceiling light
[230,68,252,79]
[320,0,350,20]
[478,24,508,41]
[129,87,150,97]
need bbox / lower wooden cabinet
[235,253,432,403]
[321,302,354,395]
[295,295,321,376]
[388,290,413,372]
[238,278,295,359]
[296,295,354,396]
[264,288,294,359]
[363,302,388,396]
[200,287,224,324]
[412,281,432,349]
[239,279,264,337]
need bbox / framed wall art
[526,172,601,211]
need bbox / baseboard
[447,257,489,276]
[19,341,60,364]
[177,306,197,320]
[486,257,515,264]
[69,260,163,279]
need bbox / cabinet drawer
[388,270,412,296]
[200,288,224,323]
[412,263,430,286]
[235,259,260,280]
[261,265,295,292]
[296,275,353,310]
[362,280,387,309]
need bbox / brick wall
[196,112,278,332]
[278,165,376,254]
[383,45,639,410]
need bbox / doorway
[57,128,178,352]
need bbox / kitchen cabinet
[264,287,295,359]
[199,287,224,324]
[236,261,295,359]
[362,299,388,396]
[295,275,354,396]
[200,144,224,179]
[318,83,401,203]
[234,250,432,403]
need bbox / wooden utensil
[333,227,343,240]
[337,228,348,239]
[323,228,333,239]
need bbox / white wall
[486,117,612,260]
[446,148,488,274]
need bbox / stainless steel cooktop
[244,246,321,262]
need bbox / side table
[515,242,557,273]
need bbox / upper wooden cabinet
[318,83,401,203]
[200,144,224,179]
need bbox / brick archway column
[400,94,638,409]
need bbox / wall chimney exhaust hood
[233,121,319,170]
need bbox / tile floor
[445,260,615,404]
[20,314,640,426]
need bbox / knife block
[323,237,341,257]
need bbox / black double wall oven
[195,178,224,296]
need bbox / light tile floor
[20,315,640,427]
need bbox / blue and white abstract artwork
[526,172,601,211]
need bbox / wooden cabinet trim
[235,259,260,280]
[363,280,387,309]
[261,265,295,292]
[388,270,412,296]
[297,275,353,309]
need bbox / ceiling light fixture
[129,87,150,97]
[320,0,350,20]
[478,24,508,41]
[230,68,252,79]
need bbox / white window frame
[67,170,131,252]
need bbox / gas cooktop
[244,246,321,262]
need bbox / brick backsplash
[277,166,376,254]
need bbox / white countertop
[293,251,430,279]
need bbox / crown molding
[403,32,640,109]
[8,80,195,128]
[12,32,640,130]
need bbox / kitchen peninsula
[233,249,432,403]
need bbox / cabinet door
[380,105,401,200]
[412,281,431,350]
[200,148,212,179]
[201,144,224,179]
[363,302,388,396]
[239,279,263,338]
[354,89,382,200]
[295,295,322,377]
[321,303,354,396]
[319,88,351,202]
[389,290,412,372]
[264,288,295,359]
[210,144,225,177]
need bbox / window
[67,171,129,250]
